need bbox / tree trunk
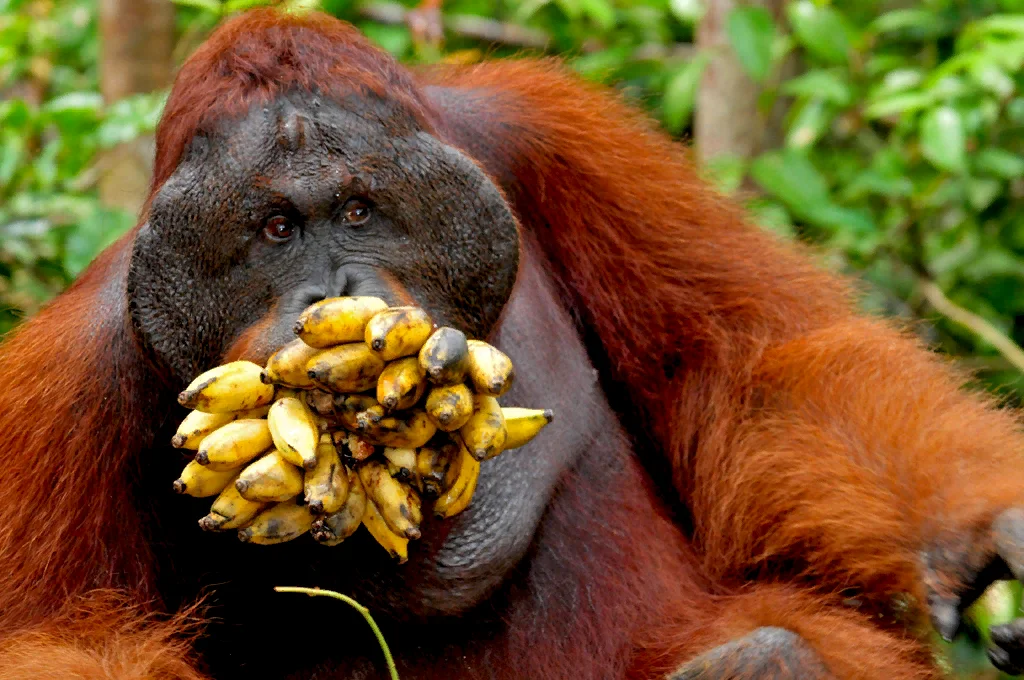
[98,0,175,214]
[694,0,790,165]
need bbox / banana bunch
[171,297,553,563]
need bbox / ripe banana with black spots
[502,408,554,449]
[262,338,321,388]
[371,409,437,449]
[377,357,426,412]
[364,306,433,361]
[466,339,514,397]
[433,444,480,518]
[307,343,385,393]
[178,361,276,413]
[416,440,457,498]
[424,383,474,431]
[173,460,239,498]
[304,435,349,515]
[267,397,319,469]
[361,496,409,563]
[200,476,265,531]
[311,468,366,546]
[460,394,507,461]
[173,409,271,450]
[293,296,388,349]
[238,498,314,545]
[234,450,304,502]
[383,446,418,485]
[419,327,470,385]
[194,418,273,471]
[359,460,423,540]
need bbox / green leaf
[726,6,776,83]
[749,149,831,210]
[864,91,935,119]
[780,69,852,106]
[578,0,616,31]
[975,148,1024,179]
[968,178,1002,211]
[170,0,222,13]
[702,154,746,195]
[786,1,850,65]
[870,9,949,39]
[661,54,709,135]
[785,98,830,149]
[669,0,703,24]
[919,106,967,173]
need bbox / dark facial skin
[128,91,519,381]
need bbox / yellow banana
[306,343,385,393]
[234,450,304,502]
[418,327,470,385]
[433,445,480,518]
[335,394,379,431]
[373,409,437,449]
[267,397,319,470]
[376,357,426,412]
[361,497,409,563]
[261,338,321,388]
[459,395,507,461]
[173,460,239,498]
[359,461,423,540]
[304,436,349,515]
[200,476,265,530]
[502,407,554,449]
[416,440,458,498]
[177,360,276,413]
[466,340,515,397]
[364,306,433,361]
[354,404,386,434]
[382,446,418,485]
[293,296,388,349]
[172,410,237,450]
[237,498,314,545]
[194,418,273,471]
[424,383,474,431]
[312,468,366,546]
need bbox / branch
[917,278,1024,375]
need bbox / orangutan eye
[263,216,295,243]
[342,198,372,226]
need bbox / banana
[416,440,457,498]
[418,327,470,385]
[194,419,273,471]
[177,361,275,413]
[234,450,304,502]
[312,468,366,546]
[293,296,389,349]
[364,306,434,361]
[361,496,409,563]
[373,409,437,449]
[424,383,474,431]
[466,340,515,397]
[238,498,314,545]
[502,407,554,449]
[376,357,426,412]
[354,404,386,433]
[306,343,385,393]
[172,410,237,450]
[359,461,423,540]
[383,447,418,485]
[335,394,379,431]
[433,445,480,518]
[459,394,507,461]
[304,435,349,515]
[173,460,239,498]
[262,338,321,388]
[267,397,319,470]
[200,476,265,530]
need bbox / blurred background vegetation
[1,0,1023,675]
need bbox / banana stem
[274,586,399,680]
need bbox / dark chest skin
[131,242,688,678]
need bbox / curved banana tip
[405,528,422,540]
[237,528,253,543]
[171,434,187,448]
[235,479,250,495]
[198,515,224,532]
[176,391,191,406]
[259,370,272,385]
[307,499,324,515]
[371,338,386,352]
[172,479,187,494]
[543,409,554,423]
[291,319,305,335]
[194,451,210,465]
